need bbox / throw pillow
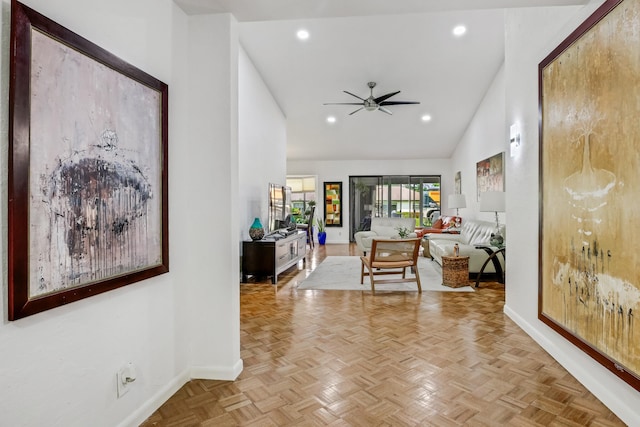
[432,218,443,229]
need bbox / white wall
[450,63,507,225]
[287,159,452,244]
[0,2,241,426]
[184,13,242,381]
[238,46,287,242]
[503,3,640,424]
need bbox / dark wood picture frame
[8,1,169,320]
[539,0,640,390]
[324,182,342,227]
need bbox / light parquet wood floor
[141,244,624,426]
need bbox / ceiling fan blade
[374,91,400,104]
[344,90,366,101]
[379,101,421,106]
[349,107,364,115]
[323,102,364,105]
[378,106,393,115]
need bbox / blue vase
[318,231,327,245]
[249,217,264,240]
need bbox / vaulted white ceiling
[174,0,589,161]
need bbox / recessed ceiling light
[297,29,309,40]
[421,114,432,122]
[453,25,466,37]
[327,116,336,124]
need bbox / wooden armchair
[360,238,422,293]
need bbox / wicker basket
[442,256,469,288]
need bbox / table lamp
[479,191,505,246]
[448,194,466,216]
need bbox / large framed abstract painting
[539,0,640,390]
[8,1,169,320]
[476,152,504,201]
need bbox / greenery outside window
[286,176,316,223]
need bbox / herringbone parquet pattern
[141,244,624,426]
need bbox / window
[349,175,441,241]
[286,176,316,221]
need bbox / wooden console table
[242,230,306,284]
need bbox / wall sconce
[510,122,521,157]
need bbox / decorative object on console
[476,152,504,201]
[448,194,467,216]
[480,191,505,247]
[7,1,169,320]
[324,182,342,226]
[249,217,265,241]
[539,0,640,391]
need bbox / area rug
[298,256,474,292]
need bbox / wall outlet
[116,362,136,398]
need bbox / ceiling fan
[323,81,420,115]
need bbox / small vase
[249,217,264,241]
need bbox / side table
[442,255,469,288]
[474,246,506,287]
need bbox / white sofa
[427,219,505,274]
[354,217,417,254]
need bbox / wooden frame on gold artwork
[539,0,640,390]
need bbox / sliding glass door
[349,175,441,241]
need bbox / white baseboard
[503,304,638,425]
[116,359,244,427]
[117,368,191,427]
[190,358,244,381]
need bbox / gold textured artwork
[539,0,640,389]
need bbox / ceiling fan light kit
[324,81,420,115]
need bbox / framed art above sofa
[476,152,504,201]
